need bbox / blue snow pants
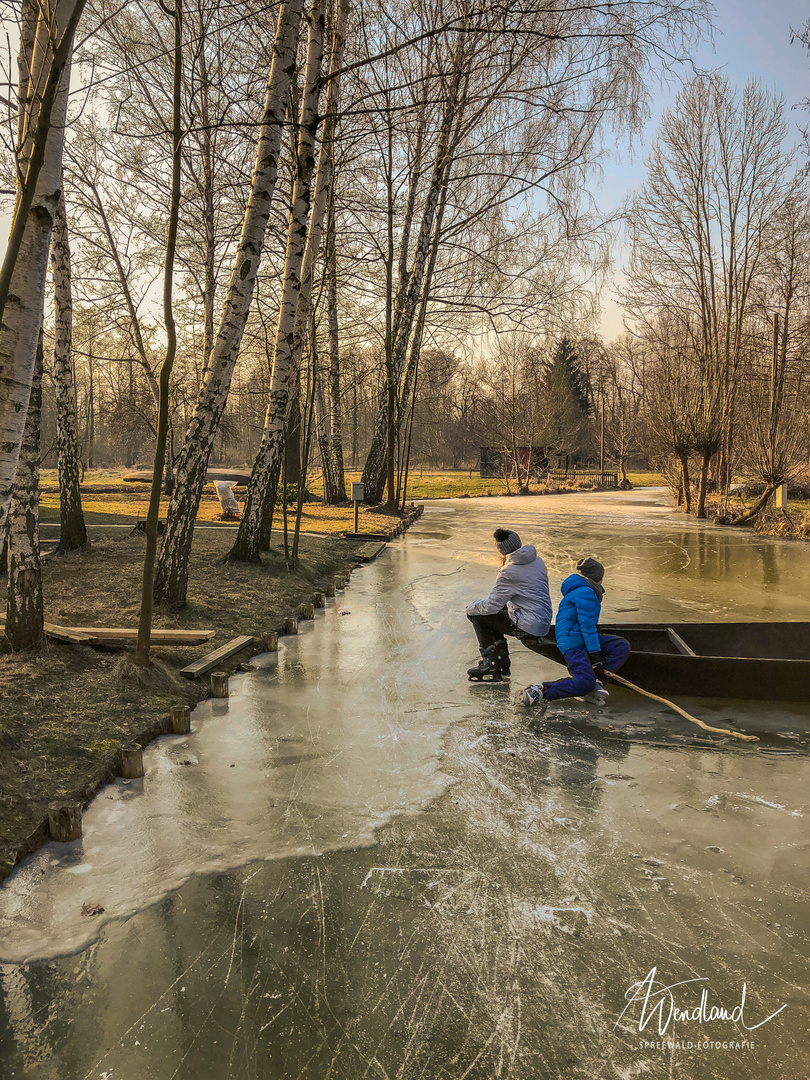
[544,634,630,702]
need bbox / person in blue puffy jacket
[521,557,629,707]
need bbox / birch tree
[152,0,305,604]
[0,0,84,536]
[226,0,327,564]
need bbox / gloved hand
[588,652,605,681]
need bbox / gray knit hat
[494,528,521,555]
[577,557,604,583]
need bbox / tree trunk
[152,0,305,605]
[227,0,326,564]
[5,340,44,652]
[679,453,692,515]
[730,483,778,526]
[50,183,87,553]
[326,195,346,501]
[695,448,711,519]
[314,349,338,503]
[134,0,183,667]
[0,0,79,537]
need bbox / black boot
[467,644,503,681]
[494,639,511,675]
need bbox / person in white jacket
[466,528,552,680]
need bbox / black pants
[467,606,516,653]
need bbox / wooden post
[48,802,82,842]
[298,602,315,620]
[211,671,229,698]
[325,581,336,597]
[284,616,299,635]
[261,631,279,651]
[171,704,191,733]
[120,742,144,779]
[333,575,344,591]
[354,500,359,533]
[313,591,325,608]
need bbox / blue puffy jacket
[553,573,601,655]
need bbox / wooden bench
[180,635,255,679]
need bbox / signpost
[352,482,364,533]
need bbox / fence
[546,469,619,488]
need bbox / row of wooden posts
[47,505,426,844]
[47,569,356,843]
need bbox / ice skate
[494,639,511,675]
[582,680,609,705]
[467,644,503,682]
[519,684,546,708]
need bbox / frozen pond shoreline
[1,489,808,1079]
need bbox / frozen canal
[1,489,809,1079]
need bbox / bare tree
[153,0,305,604]
[0,0,85,535]
[625,75,788,517]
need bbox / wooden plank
[345,531,391,541]
[667,627,696,656]
[180,635,255,679]
[354,542,386,562]
[0,615,216,648]
[62,627,216,644]
[44,623,94,646]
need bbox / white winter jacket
[465,544,552,637]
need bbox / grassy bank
[0,528,370,882]
[38,468,666,535]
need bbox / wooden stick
[606,672,759,742]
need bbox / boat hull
[519,622,810,702]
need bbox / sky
[596,0,810,340]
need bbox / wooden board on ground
[123,468,252,485]
[0,618,216,648]
[345,532,392,541]
[354,542,387,562]
[64,627,217,644]
[180,635,255,679]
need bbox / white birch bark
[50,183,87,552]
[4,342,43,651]
[0,0,79,538]
[228,0,327,563]
[151,0,305,604]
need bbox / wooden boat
[519,622,810,701]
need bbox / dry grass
[753,508,810,539]
[0,528,362,880]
